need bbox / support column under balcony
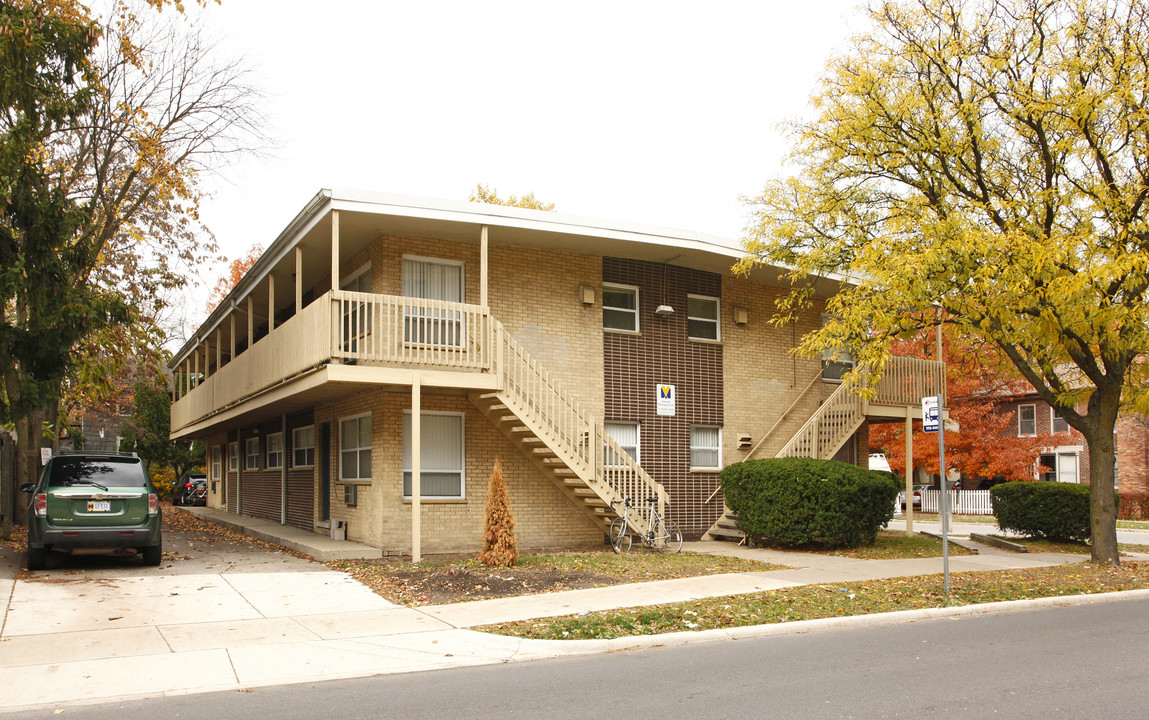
[905,409,914,535]
[480,224,488,308]
[331,210,340,292]
[411,374,422,563]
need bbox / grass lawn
[988,536,1149,555]
[478,562,1149,640]
[766,530,976,559]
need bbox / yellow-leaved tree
[469,183,555,212]
[739,0,1149,565]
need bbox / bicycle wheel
[656,519,683,553]
[609,518,631,553]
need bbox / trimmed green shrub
[719,457,901,548]
[990,481,1091,542]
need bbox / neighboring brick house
[1000,393,1149,494]
[168,190,942,556]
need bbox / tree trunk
[1084,388,1121,566]
[0,431,15,541]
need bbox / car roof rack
[54,450,139,459]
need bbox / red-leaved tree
[871,329,1073,484]
[206,244,262,312]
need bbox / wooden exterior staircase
[470,324,668,540]
[703,370,869,542]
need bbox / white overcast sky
[182,1,865,314]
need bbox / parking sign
[922,396,940,432]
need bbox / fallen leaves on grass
[328,550,782,606]
[478,562,1149,640]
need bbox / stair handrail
[744,368,826,459]
[774,371,867,460]
[488,320,668,531]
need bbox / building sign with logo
[656,384,676,416]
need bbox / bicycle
[608,496,682,553]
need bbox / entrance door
[319,421,331,522]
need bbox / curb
[508,588,1149,658]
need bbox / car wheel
[26,547,46,571]
[141,540,162,567]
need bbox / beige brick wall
[721,275,832,466]
[318,388,602,555]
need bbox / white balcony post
[247,296,254,346]
[331,210,340,292]
[295,246,303,313]
[215,329,221,371]
[480,224,488,309]
[905,409,914,534]
[281,413,288,526]
[411,374,422,563]
[229,314,236,360]
[268,274,276,333]
[193,346,199,387]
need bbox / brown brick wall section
[317,388,602,555]
[602,258,723,539]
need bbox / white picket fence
[919,489,994,515]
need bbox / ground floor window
[245,437,259,470]
[266,432,284,469]
[211,445,222,481]
[1038,450,1079,483]
[402,411,464,498]
[690,426,722,470]
[604,421,640,466]
[293,425,315,468]
[228,441,238,472]
[340,414,372,481]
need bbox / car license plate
[87,501,111,512]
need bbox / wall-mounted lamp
[580,285,595,305]
[734,307,750,325]
[654,304,675,316]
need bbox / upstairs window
[1051,407,1069,434]
[687,295,720,341]
[603,284,639,333]
[1018,404,1036,436]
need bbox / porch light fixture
[654,304,674,316]
[734,307,749,325]
[579,285,594,305]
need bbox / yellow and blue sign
[656,384,676,416]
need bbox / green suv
[20,451,163,570]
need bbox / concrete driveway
[0,525,475,710]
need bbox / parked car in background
[172,472,208,506]
[20,451,162,570]
[899,484,930,510]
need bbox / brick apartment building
[168,190,943,556]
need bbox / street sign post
[922,394,950,596]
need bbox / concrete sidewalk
[0,510,1122,713]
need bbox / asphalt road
[22,595,1149,720]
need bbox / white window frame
[211,445,222,481]
[340,413,373,482]
[604,421,640,466]
[266,432,284,470]
[244,437,260,470]
[1018,404,1037,436]
[687,294,720,342]
[690,425,722,471]
[820,314,854,382]
[602,283,640,333]
[1037,447,1082,483]
[1051,407,1070,434]
[402,410,466,499]
[401,255,465,348]
[292,425,315,468]
[228,441,238,472]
